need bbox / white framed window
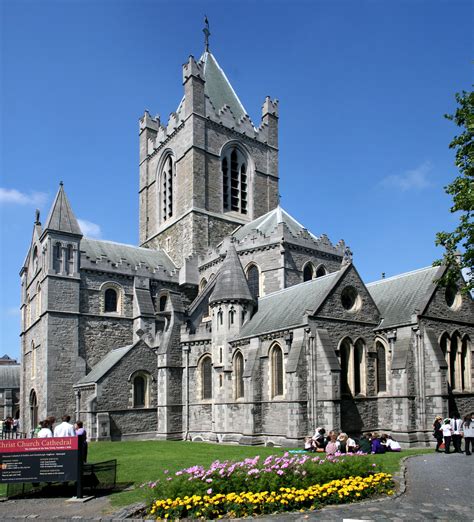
[200,355,213,400]
[270,343,284,398]
[100,282,124,315]
[234,351,244,400]
[130,371,151,408]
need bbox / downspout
[183,345,190,440]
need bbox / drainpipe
[183,345,190,440]
[305,328,316,432]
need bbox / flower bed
[146,452,394,519]
[149,472,394,519]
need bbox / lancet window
[222,147,248,214]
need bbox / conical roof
[200,51,248,120]
[43,183,82,235]
[209,243,254,305]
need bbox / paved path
[0,453,472,520]
[265,452,473,521]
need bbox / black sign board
[0,437,78,484]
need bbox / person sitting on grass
[312,427,327,452]
[370,432,386,454]
[384,434,401,452]
[358,434,372,453]
[325,432,339,455]
[337,432,348,453]
[346,435,359,453]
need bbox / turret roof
[232,206,319,242]
[199,51,248,121]
[43,183,82,236]
[209,242,254,305]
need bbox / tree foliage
[435,89,474,292]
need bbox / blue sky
[1,0,472,360]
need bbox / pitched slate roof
[367,266,443,329]
[238,270,343,339]
[80,238,176,273]
[209,243,254,304]
[76,344,135,385]
[232,206,319,242]
[43,183,82,235]
[200,51,247,120]
[0,364,20,388]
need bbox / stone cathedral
[20,38,473,447]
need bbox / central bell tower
[138,33,279,267]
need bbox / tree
[435,89,474,292]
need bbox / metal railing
[0,431,27,440]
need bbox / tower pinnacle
[203,16,210,52]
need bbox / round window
[445,285,461,310]
[341,286,360,312]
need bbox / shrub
[149,472,394,519]
[145,452,384,508]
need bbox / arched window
[159,294,168,312]
[29,390,38,432]
[303,263,314,282]
[222,146,248,214]
[201,356,213,400]
[217,309,223,327]
[450,334,458,390]
[130,371,151,408]
[376,341,387,393]
[246,264,260,300]
[461,336,471,391]
[234,351,244,399]
[104,288,118,313]
[229,306,236,325]
[53,242,62,272]
[26,295,32,328]
[66,244,73,274]
[160,154,174,222]
[270,344,284,397]
[32,246,38,272]
[339,339,351,396]
[316,265,327,278]
[199,278,207,293]
[354,339,365,395]
[133,375,146,407]
[36,284,41,320]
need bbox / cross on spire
[203,16,211,52]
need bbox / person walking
[441,418,453,454]
[433,416,444,452]
[462,412,474,456]
[451,413,463,453]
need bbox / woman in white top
[462,413,474,456]
[37,419,53,438]
[385,435,401,452]
[441,418,452,454]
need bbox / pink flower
[206,478,213,483]
[207,488,212,495]
[163,469,169,474]
[277,470,284,475]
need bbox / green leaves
[435,89,474,293]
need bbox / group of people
[304,428,401,455]
[432,412,474,455]
[1,416,20,433]
[34,414,88,462]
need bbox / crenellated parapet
[79,238,179,281]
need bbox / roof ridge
[258,271,340,301]
[83,237,163,253]
[367,265,438,286]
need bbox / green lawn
[0,442,431,510]
[87,441,430,508]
